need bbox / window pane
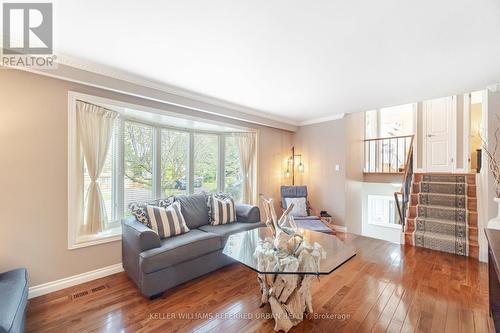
[365,110,377,139]
[194,134,218,193]
[224,136,242,202]
[161,129,189,196]
[378,104,414,137]
[83,126,115,225]
[124,122,153,214]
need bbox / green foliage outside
[194,134,218,192]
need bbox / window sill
[367,222,402,230]
[69,226,122,250]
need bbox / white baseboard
[333,224,347,233]
[29,263,123,299]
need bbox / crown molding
[299,113,345,126]
[8,54,351,129]
[56,54,300,125]
[11,54,298,132]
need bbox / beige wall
[293,119,347,225]
[344,112,365,234]
[291,112,365,232]
[0,69,292,286]
[487,90,500,220]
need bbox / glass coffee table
[223,227,356,332]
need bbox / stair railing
[394,136,414,230]
[364,135,414,173]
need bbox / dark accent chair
[0,268,28,333]
[122,193,264,298]
[280,185,333,234]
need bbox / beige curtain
[235,132,256,204]
[76,101,118,234]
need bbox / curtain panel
[235,132,257,205]
[76,101,118,235]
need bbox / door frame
[457,93,471,173]
[422,96,457,173]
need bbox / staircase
[404,173,478,258]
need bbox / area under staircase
[404,173,478,258]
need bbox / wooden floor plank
[25,234,491,333]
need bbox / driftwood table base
[257,272,317,332]
[254,235,324,332]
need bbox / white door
[424,97,455,172]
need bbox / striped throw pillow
[210,194,237,225]
[128,196,175,228]
[146,201,189,239]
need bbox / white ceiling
[53,0,500,125]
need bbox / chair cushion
[293,216,320,220]
[284,197,308,217]
[199,222,265,245]
[140,229,221,273]
[175,193,210,229]
[280,185,308,209]
[294,219,332,233]
[0,268,28,333]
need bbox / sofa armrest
[122,217,161,252]
[235,204,260,223]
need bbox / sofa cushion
[175,193,210,229]
[147,202,189,239]
[209,194,237,225]
[140,229,221,273]
[199,222,265,245]
[129,196,175,228]
[0,268,28,333]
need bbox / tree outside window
[161,129,189,196]
[124,122,153,214]
[194,134,218,193]
[224,136,242,202]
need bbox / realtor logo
[2,2,56,68]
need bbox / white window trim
[68,92,80,250]
[68,91,257,250]
[368,221,402,230]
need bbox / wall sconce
[285,146,304,185]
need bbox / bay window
[69,93,257,249]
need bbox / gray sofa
[0,268,28,333]
[122,193,263,298]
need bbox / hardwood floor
[26,234,492,332]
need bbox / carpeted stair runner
[407,174,475,257]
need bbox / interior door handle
[427,134,435,137]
